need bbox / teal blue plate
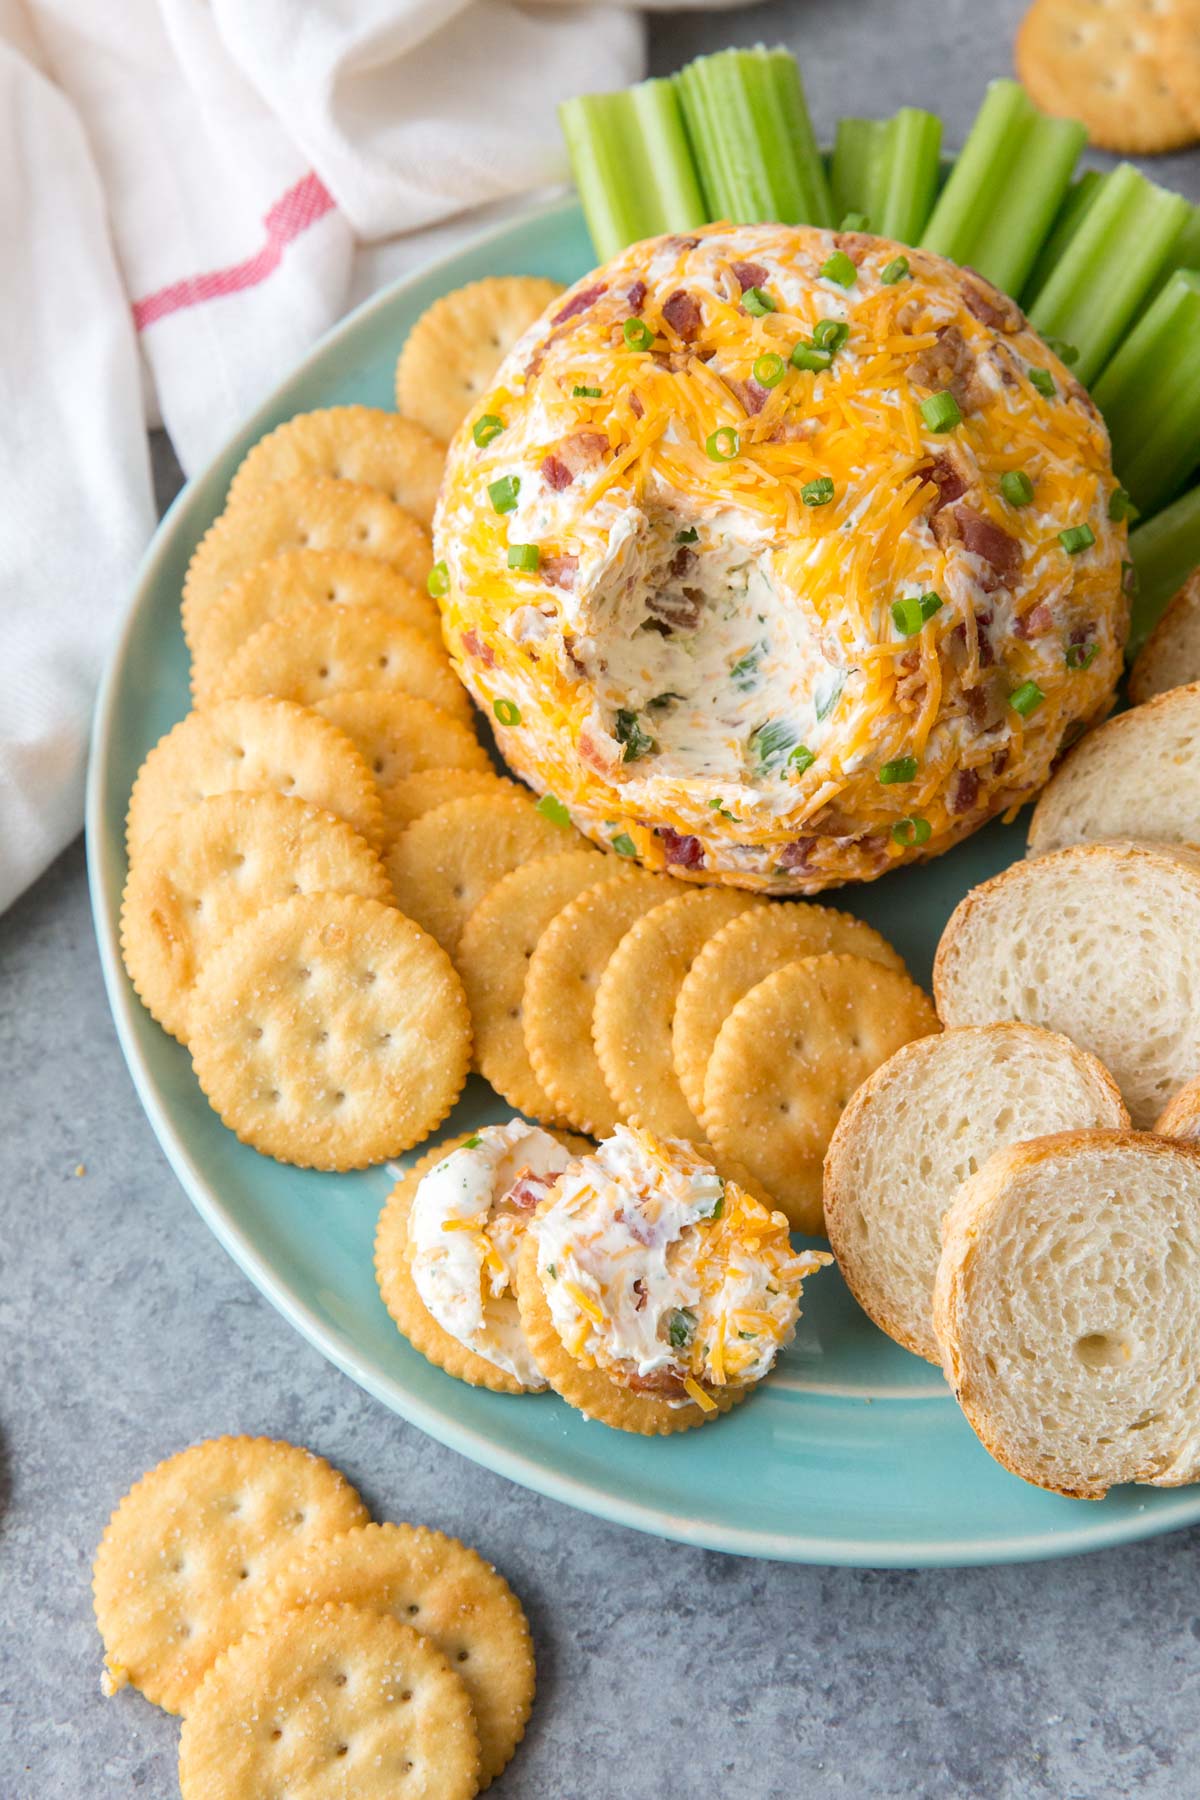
[86,194,1200,1566]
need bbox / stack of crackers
[93,1436,535,1797]
[1017,0,1200,153]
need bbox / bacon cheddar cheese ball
[515,1126,829,1433]
[434,224,1128,894]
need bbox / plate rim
[85,192,1200,1568]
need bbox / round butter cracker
[228,406,446,528]
[178,1601,479,1800]
[701,952,940,1236]
[396,275,565,442]
[380,767,517,840]
[188,892,471,1169]
[1015,0,1196,153]
[121,792,392,1043]
[125,695,385,860]
[316,690,489,794]
[253,1521,534,1790]
[92,1436,368,1715]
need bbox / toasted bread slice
[1027,682,1200,857]
[1130,571,1200,705]
[934,841,1200,1127]
[1156,1072,1200,1142]
[934,1130,1200,1498]
[825,1025,1128,1363]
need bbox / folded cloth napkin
[0,0,732,916]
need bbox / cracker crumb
[74,1163,86,1178]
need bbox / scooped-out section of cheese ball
[434,224,1129,895]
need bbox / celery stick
[1144,202,1200,306]
[1129,483,1200,649]
[560,81,708,263]
[831,110,942,244]
[1021,169,1103,304]
[1095,272,1200,517]
[676,47,833,228]
[920,80,1085,296]
[1029,163,1189,387]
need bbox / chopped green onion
[667,1307,697,1349]
[791,342,832,372]
[493,698,521,727]
[623,317,654,351]
[1043,336,1079,366]
[813,319,850,352]
[708,798,736,820]
[706,426,740,462]
[879,756,918,785]
[426,561,450,598]
[1009,680,1045,717]
[536,794,572,828]
[614,708,656,762]
[820,250,858,287]
[1129,482,1200,648]
[650,691,683,709]
[1093,270,1200,517]
[892,816,932,846]
[1028,367,1056,398]
[788,744,816,774]
[706,1190,725,1220]
[753,352,786,388]
[473,414,503,447]
[742,286,776,315]
[891,592,942,636]
[572,384,602,400]
[1066,640,1099,670]
[1058,524,1095,555]
[1028,162,1190,386]
[488,474,520,514]
[751,719,800,771]
[920,391,962,433]
[674,47,833,228]
[1108,487,1137,522]
[920,79,1085,296]
[463,1134,483,1148]
[802,476,835,507]
[507,543,540,571]
[546,1263,557,1278]
[815,669,846,720]
[1000,470,1035,507]
[611,831,638,858]
[675,527,699,543]
[881,256,910,284]
[559,78,708,264]
[729,645,763,691]
[830,110,942,244]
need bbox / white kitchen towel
[0,0,730,915]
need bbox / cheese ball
[435,225,1129,894]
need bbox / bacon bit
[629,392,644,419]
[778,837,817,871]
[833,232,873,264]
[665,234,701,253]
[553,282,606,325]
[1014,602,1053,640]
[948,768,980,814]
[767,416,814,443]
[960,270,1023,334]
[565,430,610,466]
[965,669,1009,731]
[632,1278,648,1312]
[540,553,578,590]
[626,279,648,313]
[657,827,705,869]
[669,545,696,580]
[541,454,572,491]
[460,627,496,668]
[506,1168,554,1210]
[578,722,618,775]
[956,506,1021,587]
[728,377,768,416]
[910,324,983,412]
[645,588,702,634]
[625,1367,690,1398]
[662,289,702,342]
[731,259,768,291]
[920,453,968,513]
[992,748,1010,776]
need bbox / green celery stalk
[1021,169,1103,305]
[1143,202,1200,306]
[560,80,708,263]
[920,80,1085,297]
[675,47,833,228]
[1094,272,1200,517]
[1029,163,1189,386]
[1129,483,1200,649]
[831,109,942,244]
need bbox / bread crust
[934,1128,1200,1498]
[824,1024,1128,1363]
[1155,1072,1200,1142]
[1130,571,1200,706]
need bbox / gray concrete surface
[5,2,1200,1795]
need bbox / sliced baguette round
[1130,570,1200,705]
[1156,1072,1200,1143]
[825,1025,1129,1363]
[934,1129,1200,1498]
[1027,681,1200,857]
[934,841,1200,1127]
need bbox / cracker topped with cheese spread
[436,224,1128,893]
